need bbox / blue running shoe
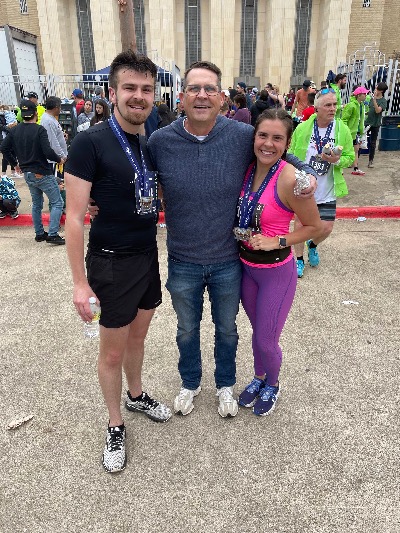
[306,240,320,267]
[253,383,280,416]
[238,377,265,407]
[296,259,305,278]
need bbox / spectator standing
[342,86,368,175]
[301,92,316,122]
[365,82,388,168]
[0,99,65,244]
[41,96,68,211]
[231,94,251,124]
[71,89,85,115]
[16,92,45,124]
[285,88,295,111]
[77,99,95,131]
[236,81,252,109]
[90,99,111,126]
[92,86,111,108]
[289,89,354,278]
[291,80,315,119]
[157,103,175,128]
[250,89,273,126]
[328,74,347,119]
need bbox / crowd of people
[0,50,389,474]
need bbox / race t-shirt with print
[305,121,336,204]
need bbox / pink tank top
[240,160,294,269]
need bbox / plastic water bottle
[84,297,101,338]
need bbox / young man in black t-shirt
[65,50,171,474]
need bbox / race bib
[309,156,331,176]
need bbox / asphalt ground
[0,150,399,533]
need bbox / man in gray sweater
[148,61,317,418]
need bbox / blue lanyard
[238,160,281,228]
[313,120,334,154]
[108,115,154,213]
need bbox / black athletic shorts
[317,200,336,221]
[86,247,162,328]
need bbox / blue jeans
[166,256,242,390]
[24,172,63,236]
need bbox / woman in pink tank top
[236,109,323,416]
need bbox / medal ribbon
[238,159,281,228]
[313,120,334,154]
[108,115,155,214]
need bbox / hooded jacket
[342,95,365,139]
[330,83,343,119]
[250,99,273,126]
[288,114,354,198]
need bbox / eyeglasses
[185,85,220,96]
[319,88,335,95]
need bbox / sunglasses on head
[319,88,335,95]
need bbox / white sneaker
[216,386,238,418]
[174,386,201,415]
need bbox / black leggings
[368,126,380,162]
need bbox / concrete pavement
[0,149,399,533]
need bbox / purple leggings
[241,258,297,385]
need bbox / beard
[115,97,149,126]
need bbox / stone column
[256,0,297,91]
[147,0,176,64]
[308,0,352,85]
[206,0,237,88]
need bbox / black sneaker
[35,231,48,242]
[10,210,19,219]
[102,424,127,473]
[0,211,6,219]
[46,234,65,245]
[125,391,172,422]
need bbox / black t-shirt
[65,120,156,253]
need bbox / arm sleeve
[64,132,97,182]
[341,104,352,126]
[0,133,18,167]
[286,153,318,178]
[336,124,355,169]
[47,122,66,158]
[38,127,61,163]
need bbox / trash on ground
[342,300,359,305]
[7,415,34,430]
[159,223,166,228]
[356,216,367,222]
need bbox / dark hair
[233,94,246,109]
[259,90,270,101]
[183,61,222,88]
[335,73,347,83]
[45,96,61,110]
[307,92,316,105]
[91,99,110,125]
[376,82,388,93]
[84,98,93,106]
[254,108,293,158]
[108,50,157,90]
[265,83,273,90]
[157,103,175,128]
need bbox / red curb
[0,207,398,227]
[336,206,400,219]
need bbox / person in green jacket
[16,92,45,124]
[342,86,368,175]
[329,73,347,119]
[288,89,354,278]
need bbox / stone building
[0,0,399,91]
